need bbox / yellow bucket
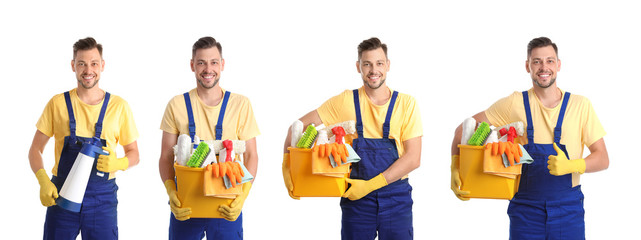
[175,164,232,218]
[458,145,518,200]
[288,147,347,197]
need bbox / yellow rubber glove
[35,169,58,207]
[282,153,299,200]
[219,182,252,221]
[451,155,470,201]
[342,173,388,201]
[548,143,586,176]
[97,147,129,173]
[164,179,192,221]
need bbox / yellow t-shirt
[160,88,260,141]
[485,88,606,186]
[316,87,423,157]
[36,88,139,177]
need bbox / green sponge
[296,125,318,148]
[187,142,210,167]
[468,122,491,146]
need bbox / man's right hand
[451,155,470,201]
[35,169,58,207]
[282,153,299,200]
[164,179,192,221]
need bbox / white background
[1,0,639,239]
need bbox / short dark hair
[73,37,102,59]
[358,37,387,60]
[527,37,558,57]
[192,36,223,58]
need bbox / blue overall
[340,89,413,240]
[507,91,585,240]
[44,91,119,240]
[169,91,244,240]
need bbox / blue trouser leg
[44,205,81,240]
[508,188,585,240]
[341,181,413,240]
[169,213,243,240]
[341,195,378,240]
[80,181,119,240]
[377,182,413,240]
[44,178,118,240]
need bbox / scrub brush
[296,124,318,148]
[468,122,491,146]
[186,142,210,168]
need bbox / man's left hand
[97,147,129,173]
[548,143,585,176]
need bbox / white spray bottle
[56,138,108,212]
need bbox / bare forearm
[243,138,258,180]
[451,124,463,156]
[159,131,178,182]
[584,138,609,173]
[159,153,175,182]
[123,141,140,169]
[29,148,45,174]
[382,137,422,183]
[29,130,50,174]
[382,151,420,184]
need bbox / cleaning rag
[204,165,242,198]
[483,146,521,179]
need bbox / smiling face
[526,45,561,89]
[72,48,104,89]
[357,47,390,90]
[191,47,224,89]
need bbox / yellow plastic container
[175,164,232,218]
[288,147,347,197]
[458,145,518,200]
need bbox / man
[450,37,609,239]
[282,37,422,240]
[159,36,259,240]
[28,37,140,240]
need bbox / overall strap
[183,92,196,141]
[94,92,111,138]
[383,91,399,138]
[522,91,572,144]
[64,92,76,138]
[353,89,364,137]
[352,89,398,139]
[215,91,231,140]
[554,92,571,144]
[522,91,534,143]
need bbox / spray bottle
[56,137,108,212]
